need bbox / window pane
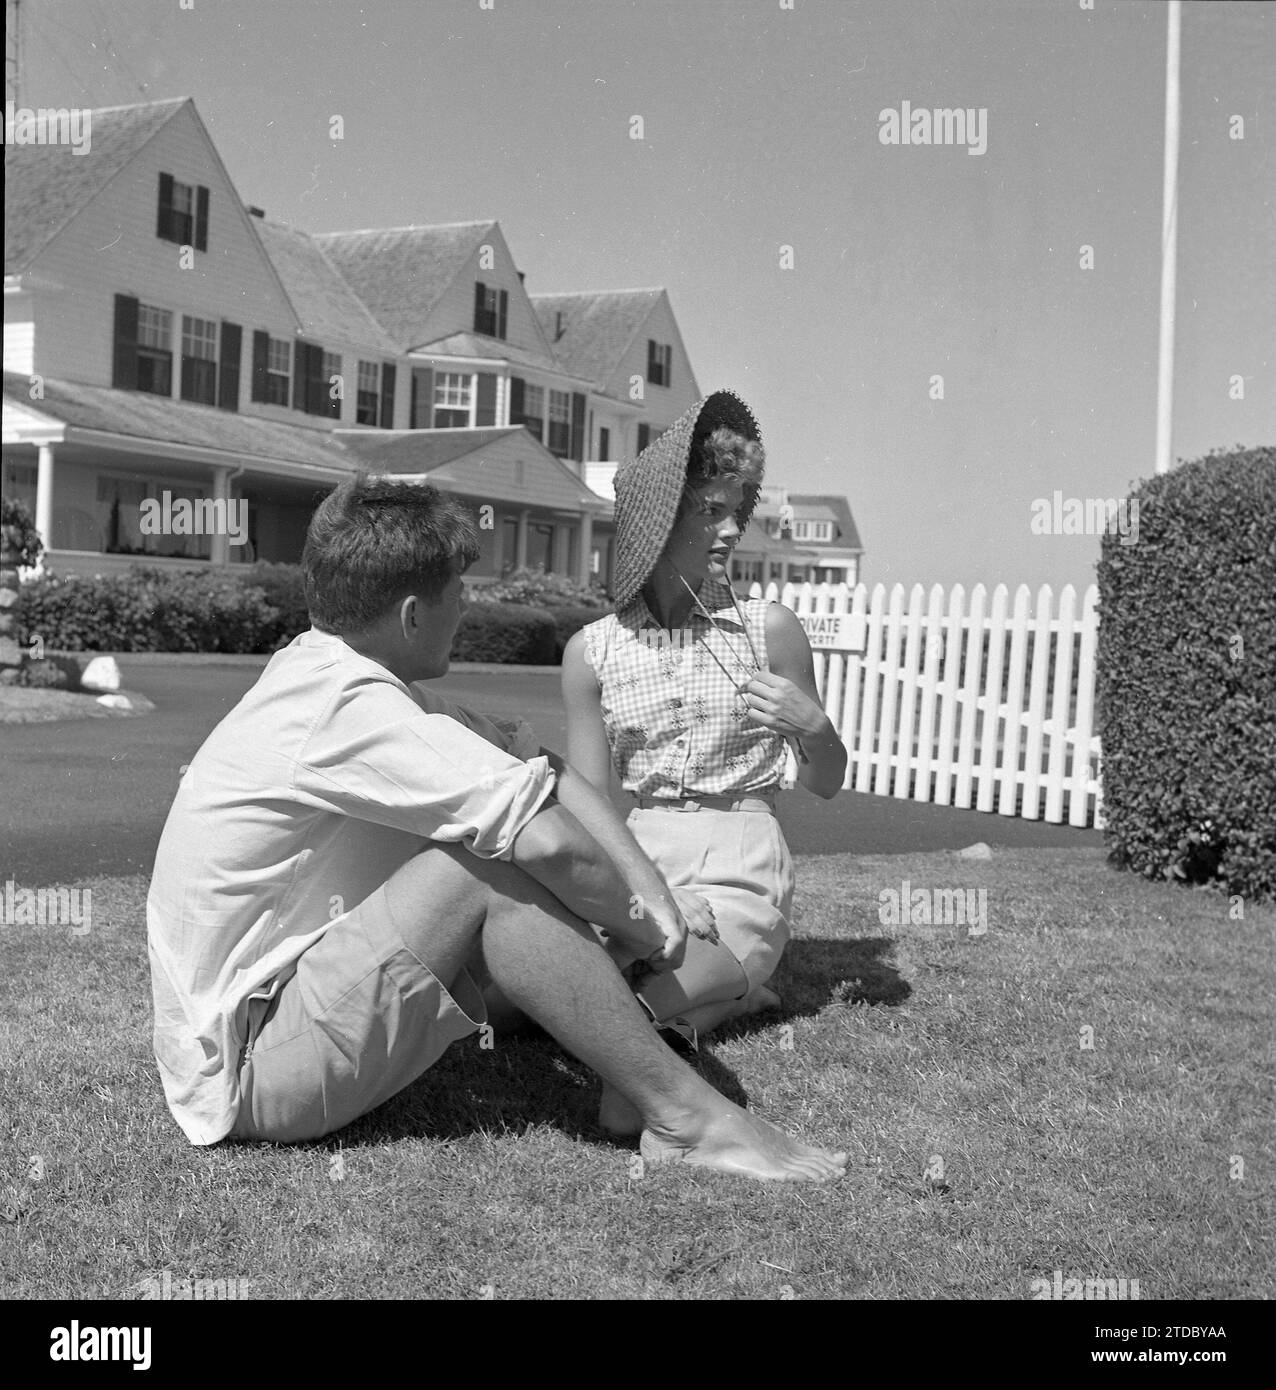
[434,372,472,409]
[182,316,217,360]
[138,304,171,348]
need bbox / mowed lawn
[1,847,1272,1300]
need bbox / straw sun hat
[611,389,763,611]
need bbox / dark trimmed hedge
[14,568,279,653]
[451,601,556,664]
[1096,446,1276,902]
[549,603,607,660]
[15,563,584,664]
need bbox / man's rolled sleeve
[296,684,556,858]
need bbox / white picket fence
[749,580,1104,828]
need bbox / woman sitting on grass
[562,390,848,1134]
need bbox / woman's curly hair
[679,427,765,514]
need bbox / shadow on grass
[713,934,912,1047]
[250,938,910,1156]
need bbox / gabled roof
[337,426,524,474]
[252,220,400,356]
[414,332,563,376]
[2,372,356,471]
[732,518,820,561]
[314,221,496,351]
[4,98,187,274]
[788,492,864,553]
[531,289,664,389]
[337,426,609,512]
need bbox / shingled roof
[249,219,399,356]
[314,222,496,351]
[338,426,609,512]
[415,332,562,375]
[2,372,356,471]
[788,492,864,552]
[4,98,187,274]
[531,289,664,390]
[336,426,523,474]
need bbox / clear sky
[12,0,1275,592]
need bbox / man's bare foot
[599,1082,643,1137]
[640,1099,848,1183]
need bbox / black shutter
[498,289,508,340]
[307,345,326,415]
[379,362,396,428]
[180,352,195,401]
[475,372,497,427]
[293,342,312,411]
[569,391,586,461]
[112,295,139,390]
[411,367,433,428]
[474,281,486,333]
[637,422,651,453]
[157,173,174,240]
[218,321,242,411]
[195,185,210,252]
[508,375,525,424]
[647,339,656,379]
[251,330,269,403]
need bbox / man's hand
[605,892,689,977]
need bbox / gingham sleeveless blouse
[581,578,788,799]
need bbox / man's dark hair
[303,476,480,633]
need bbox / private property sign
[797,612,865,653]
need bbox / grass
[0,686,153,724]
[1,848,1272,1301]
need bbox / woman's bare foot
[640,1097,848,1183]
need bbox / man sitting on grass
[146,476,847,1183]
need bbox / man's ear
[397,594,419,638]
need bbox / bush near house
[15,568,279,654]
[473,566,610,612]
[15,561,596,663]
[472,567,612,660]
[1096,445,1276,902]
[242,562,311,650]
[1,497,45,569]
[451,601,557,665]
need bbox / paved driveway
[1,657,1102,882]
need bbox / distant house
[734,489,864,588]
[2,95,861,593]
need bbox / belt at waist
[634,793,776,813]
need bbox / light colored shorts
[626,801,795,991]
[230,881,485,1144]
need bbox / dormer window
[157,173,209,251]
[793,520,834,542]
[474,282,508,339]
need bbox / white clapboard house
[3,96,861,593]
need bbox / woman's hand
[741,671,829,740]
[670,886,719,944]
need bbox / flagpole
[1155,0,1182,476]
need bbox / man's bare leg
[385,845,847,1183]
